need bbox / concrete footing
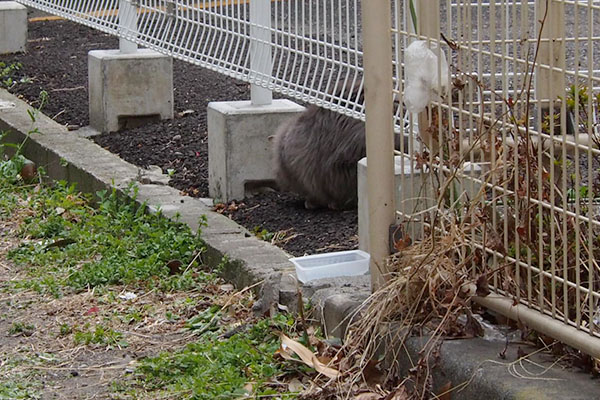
[88,49,173,133]
[358,157,488,252]
[358,156,433,252]
[0,2,27,54]
[207,99,305,203]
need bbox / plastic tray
[290,250,370,283]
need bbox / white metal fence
[13,0,600,357]
[16,0,365,115]
[392,0,600,357]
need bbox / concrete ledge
[0,2,27,54]
[396,335,600,399]
[1,88,596,399]
[0,89,292,293]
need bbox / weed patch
[127,315,298,399]
[5,182,206,295]
[0,176,314,399]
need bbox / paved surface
[1,88,599,399]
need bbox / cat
[272,81,367,210]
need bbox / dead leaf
[316,355,333,365]
[85,306,99,315]
[362,359,383,386]
[436,381,452,400]
[220,283,234,292]
[475,274,490,297]
[177,109,195,117]
[166,259,182,275]
[234,382,254,399]
[463,311,484,338]
[394,234,412,251]
[354,393,381,400]
[279,333,340,379]
[20,160,37,182]
[43,238,75,251]
[387,386,409,400]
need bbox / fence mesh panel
[16,0,365,117]
[394,0,600,341]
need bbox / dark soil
[0,18,358,256]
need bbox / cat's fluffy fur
[273,85,366,210]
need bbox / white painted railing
[15,0,365,116]
[392,0,600,357]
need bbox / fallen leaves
[277,333,340,379]
[214,201,244,214]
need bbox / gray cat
[272,83,366,210]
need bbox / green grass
[0,61,28,89]
[8,322,35,336]
[127,314,298,400]
[0,166,299,399]
[4,181,207,296]
[73,324,127,347]
[0,381,40,400]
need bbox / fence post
[362,0,396,291]
[535,0,565,104]
[249,0,273,106]
[415,0,440,152]
[118,0,138,53]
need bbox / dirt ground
[0,204,246,399]
[0,18,358,257]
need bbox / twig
[50,86,85,92]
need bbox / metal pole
[415,0,440,154]
[475,294,600,359]
[118,0,138,54]
[362,0,395,291]
[535,0,565,103]
[249,0,273,106]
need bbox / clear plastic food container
[290,250,370,283]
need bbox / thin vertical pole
[535,0,566,322]
[362,0,395,291]
[250,0,273,106]
[118,0,138,53]
[415,0,440,153]
[535,0,565,103]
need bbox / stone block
[358,156,434,252]
[358,157,489,252]
[0,2,27,54]
[88,49,173,133]
[207,100,305,202]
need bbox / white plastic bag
[403,40,449,114]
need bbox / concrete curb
[1,89,597,399]
[0,89,366,325]
[0,90,296,291]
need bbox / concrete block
[458,161,487,202]
[207,100,305,203]
[311,291,369,338]
[0,2,27,54]
[358,157,490,252]
[358,156,434,252]
[88,49,173,133]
